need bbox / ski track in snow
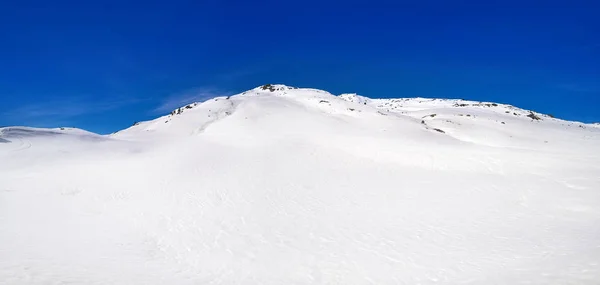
[1,85,599,284]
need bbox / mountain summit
[110,84,597,150]
[1,85,599,284]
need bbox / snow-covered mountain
[1,84,599,284]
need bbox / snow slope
[1,84,599,284]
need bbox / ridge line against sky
[0,0,598,134]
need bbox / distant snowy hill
[1,84,599,284]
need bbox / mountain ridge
[1,84,599,284]
[1,84,595,137]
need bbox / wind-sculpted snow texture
[1,85,599,284]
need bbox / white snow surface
[1,85,600,284]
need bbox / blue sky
[1,0,598,134]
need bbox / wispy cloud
[2,97,142,127]
[154,87,234,113]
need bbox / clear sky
[1,0,598,134]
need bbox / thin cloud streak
[154,87,234,113]
[3,97,143,122]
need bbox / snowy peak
[3,84,599,152]
[252,84,298,92]
[102,85,600,153]
[247,84,335,97]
